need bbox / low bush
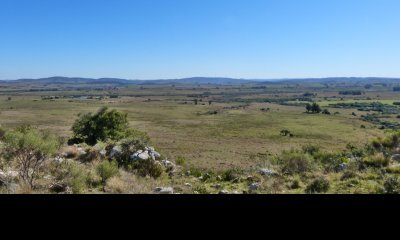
[384,177,400,194]
[305,177,330,194]
[363,153,390,168]
[96,160,120,187]
[132,159,164,179]
[279,150,314,175]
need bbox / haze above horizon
[1,0,399,80]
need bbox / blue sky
[1,0,399,79]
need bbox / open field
[3,78,400,194]
[0,81,391,170]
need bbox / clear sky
[1,0,399,80]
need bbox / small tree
[1,126,60,188]
[305,103,312,113]
[194,99,198,105]
[70,107,129,145]
[311,102,322,113]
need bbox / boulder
[249,183,261,192]
[149,151,161,160]
[130,150,151,161]
[391,154,400,162]
[219,190,230,194]
[138,151,150,160]
[99,149,107,157]
[54,156,65,164]
[109,146,122,158]
[154,187,174,194]
[161,160,176,170]
[259,169,278,177]
[336,163,348,172]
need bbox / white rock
[391,154,400,162]
[154,187,174,194]
[54,156,65,164]
[249,183,261,192]
[99,149,107,157]
[161,160,175,169]
[109,146,122,158]
[259,169,278,177]
[219,190,230,194]
[138,152,150,160]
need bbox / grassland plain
[0,94,384,170]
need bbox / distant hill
[1,76,400,86]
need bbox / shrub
[96,160,120,187]
[1,127,60,188]
[302,145,320,156]
[133,159,163,179]
[384,177,400,194]
[66,162,88,194]
[280,150,314,175]
[193,185,210,194]
[0,128,5,140]
[305,178,330,194]
[175,156,186,166]
[221,169,242,182]
[70,107,129,146]
[386,166,400,174]
[363,153,390,168]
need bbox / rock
[249,183,261,192]
[149,151,161,160]
[259,169,278,177]
[161,160,176,170]
[50,183,69,193]
[130,150,151,161]
[154,187,174,194]
[391,154,400,162]
[337,163,348,171]
[184,183,192,187]
[109,146,122,158]
[77,147,87,156]
[219,190,230,194]
[216,175,223,181]
[54,156,65,164]
[99,149,107,157]
[138,152,150,160]
[185,170,191,176]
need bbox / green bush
[363,153,390,168]
[305,178,330,194]
[96,160,120,186]
[70,107,129,146]
[384,177,400,194]
[1,126,60,188]
[133,159,164,179]
[302,145,320,156]
[175,156,186,166]
[279,150,314,175]
[193,186,210,194]
[220,169,242,182]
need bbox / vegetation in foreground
[2,107,400,194]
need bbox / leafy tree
[1,126,60,188]
[305,103,312,113]
[70,107,129,145]
[311,102,322,113]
